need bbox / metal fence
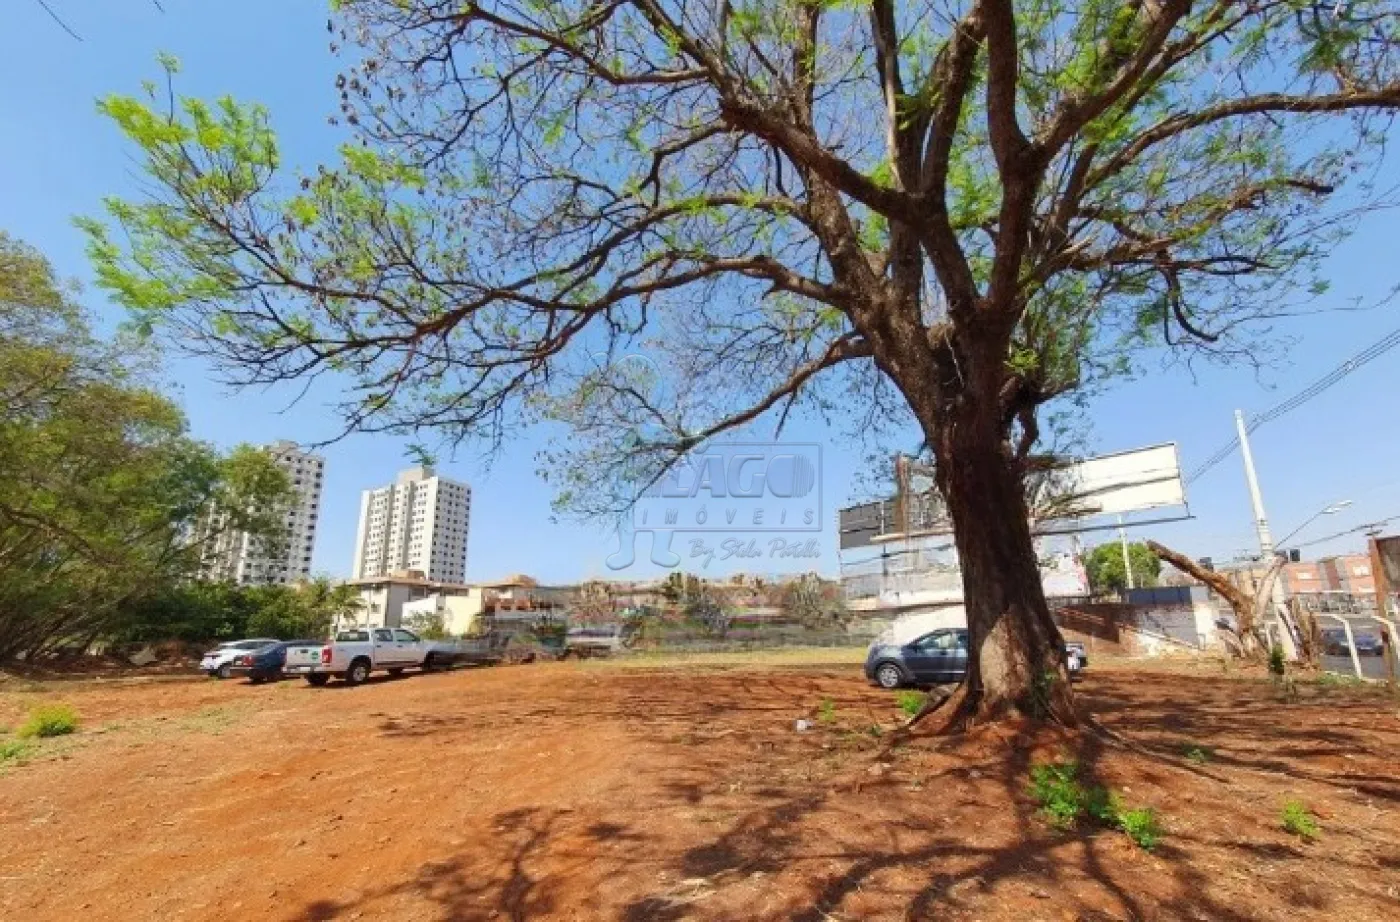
[1280,601,1399,681]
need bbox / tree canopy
[1083,540,1161,594]
[81,1,1400,723]
[0,231,294,660]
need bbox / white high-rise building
[202,441,324,585]
[352,466,471,583]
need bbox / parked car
[455,631,513,666]
[282,628,459,686]
[227,640,319,683]
[200,638,280,679]
[1066,641,1088,671]
[565,624,628,658]
[1323,628,1383,656]
[864,629,1086,689]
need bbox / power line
[1186,324,1400,484]
[1294,514,1399,549]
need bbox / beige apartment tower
[201,440,324,585]
[351,466,471,583]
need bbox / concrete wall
[1055,596,1218,656]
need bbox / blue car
[228,639,320,684]
[864,630,1086,689]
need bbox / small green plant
[817,697,836,724]
[1028,760,1165,849]
[17,703,78,739]
[1268,644,1286,677]
[1182,743,1214,765]
[1118,807,1165,851]
[895,690,925,719]
[1083,785,1122,824]
[1316,671,1363,687]
[0,740,32,762]
[866,723,884,738]
[1029,760,1085,829]
[1281,800,1319,841]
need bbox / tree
[0,231,292,660]
[780,572,849,629]
[570,580,619,626]
[1083,541,1160,594]
[246,578,359,639]
[1147,540,1285,657]
[82,4,1400,727]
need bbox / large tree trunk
[924,404,1075,730]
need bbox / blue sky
[4,0,1399,584]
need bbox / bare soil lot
[2,659,1398,921]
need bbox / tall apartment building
[351,466,471,583]
[202,441,324,585]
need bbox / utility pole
[1118,514,1135,592]
[1235,409,1274,556]
[1236,409,1297,659]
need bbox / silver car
[200,638,279,679]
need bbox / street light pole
[1276,500,1354,549]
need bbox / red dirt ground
[1,661,1398,921]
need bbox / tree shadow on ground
[290,669,1399,921]
[292,807,572,921]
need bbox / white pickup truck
[283,628,456,686]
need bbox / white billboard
[1031,443,1185,520]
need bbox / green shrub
[1268,645,1286,677]
[817,697,836,724]
[17,703,78,739]
[1281,800,1319,841]
[1182,744,1214,765]
[1118,807,1164,851]
[1028,760,1165,849]
[0,740,32,762]
[895,690,925,719]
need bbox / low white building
[343,571,483,631]
[401,592,486,636]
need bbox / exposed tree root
[893,679,1078,740]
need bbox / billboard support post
[1119,514,1135,591]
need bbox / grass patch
[176,706,240,734]
[17,703,78,739]
[1281,799,1319,841]
[817,697,836,724]
[894,690,925,719]
[1316,671,1364,687]
[1028,760,1164,850]
[0,739,32,763]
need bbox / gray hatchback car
[865,628,969,688]
[865,629,1085,688]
